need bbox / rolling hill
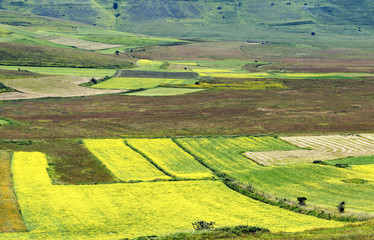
[0,0,373,40]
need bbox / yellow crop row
[3,151,345,239]
[126,138,214,179]
[83,139,169,181]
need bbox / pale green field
[93,78,196,90]
[124,87,205,96]
[176,136,374,214]
[126,138,214,179]
[245,135,374,166]
[83,139,169,181]
[1,151,344,239]
[0,66,116,77]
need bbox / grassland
[1,151,345,239]
[0,42,133,68]
[0,66,117,77]
[92,77,196,90]
[124,87,205,96]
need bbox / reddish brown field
[0,77,373,140]
[0,151,26,232]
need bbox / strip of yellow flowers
[126,138,214,179]
[84,139,169,181]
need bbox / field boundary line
[124,140,175,178]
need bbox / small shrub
[192,221,215,230]
[297,197,307,206]
[337,201,345,213]
[313,160,326,165]
[335,163,349,168]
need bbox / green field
[327,156,374,166]
[0,66,116,77]
[93,77,196,90]
[124,87,205,96]
[0,151,345,239]
[176,136,374,215]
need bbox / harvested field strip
[116,70,199,79]
[3,152,344,239]
[124,87,205,96]
[126,138,214,179]
[0,76,123,101]
[92,78,196,90]
[42,35,122,51]
[0,151,26,232]
[0,66,116,77]
[83,139,169,181]
[174,136,300,175]
[246,135,374,165]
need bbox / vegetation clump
[192,221,215,230]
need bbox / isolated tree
[113,2,118,10]
[311,32,316,36]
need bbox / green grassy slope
[1,0,373,40]
[0,42,133,68]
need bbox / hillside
[0,0,373,40]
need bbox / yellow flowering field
[126,138,214,179]
[1,151,345,239]
[136,59,165,68]
[83,139,169,181]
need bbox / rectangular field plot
[126,138,214,179]
[92,78,196,90]
[83,139,169,181]
[174,136,299,180]
[245,135,374,166]
[3,152,344,239]
[0,66,116,77]
[124,87,205,96]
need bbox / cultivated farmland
[92,77,196,90]
[0,76,124,100]
[83,139,169,182]
[245,134,374,165]
[1,151,345,239]
[124,87,205,96]
[126,138,214,179]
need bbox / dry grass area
[0,151,26,232]
[245,134,374,165]
[0,76,124,100]
[42,35,122,51]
